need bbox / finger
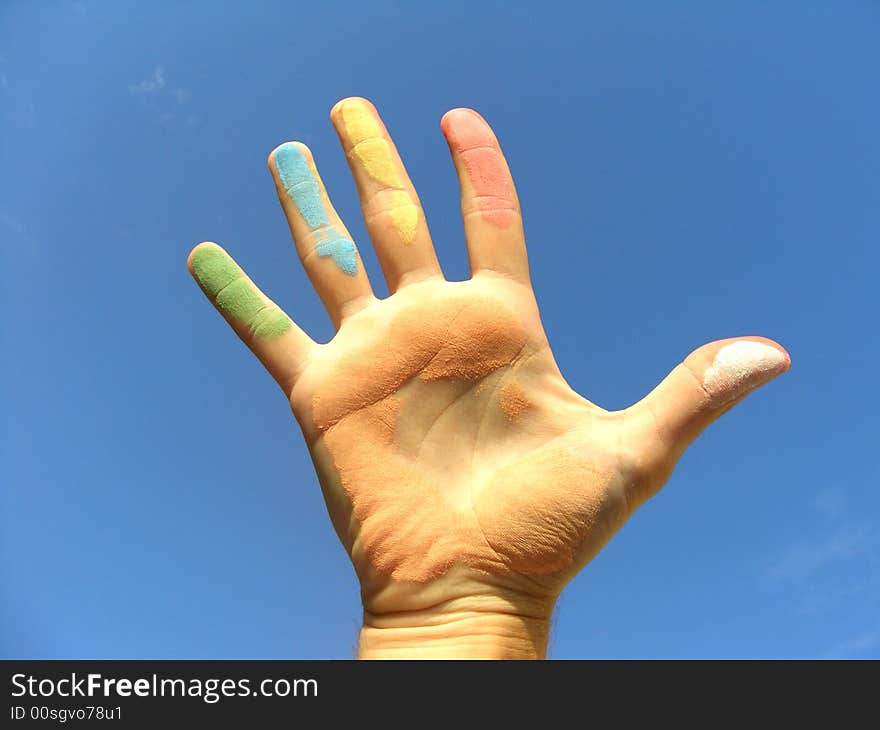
[632,336,791,480]
[330,97,442,291]
[187,242,315,392]
[268,142,374,328]
[440,108,529,282]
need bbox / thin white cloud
[128,67,196,129]
[766,523,875,584]
[823,629,880,659]
[129,67,166,95]
[762,484,879,652]
[798,579,868,615]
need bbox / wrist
[357,591,554,659]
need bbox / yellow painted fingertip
[341,100,401,188]
[339,98,382,144]
[340,100,420,244]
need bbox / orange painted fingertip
[440,107,494,149]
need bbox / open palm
[188,98,789,655]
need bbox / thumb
[636,336,791,463]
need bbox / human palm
[296,274,625,604]
[188,98,789,656]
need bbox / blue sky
[1,1,877,659]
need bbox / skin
[187,98,790,659]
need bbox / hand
[187,98,790,658]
